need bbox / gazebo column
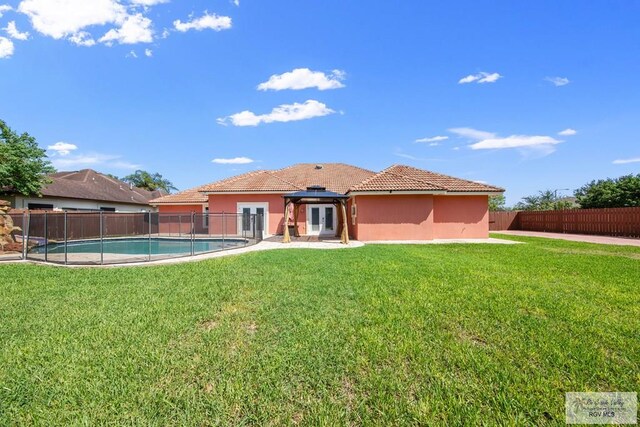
[283,200,291,243]
[340,200,349,244]
[293,203,300,237]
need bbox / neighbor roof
[41,169,163,205]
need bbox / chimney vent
[315,164,323,169]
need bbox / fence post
[100,211,104,265]
[191,212,195,256]
[64,211,68,265]
[148,211,152,261]
[22,211,28,260]
[44,212,48,263]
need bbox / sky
[1,1,639,205]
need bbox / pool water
[31,238,248,255]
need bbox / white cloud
[130,0,168,5]
[449,127,496,140]
[99,13,153,45]
[47,141,78,155]
[469,135,562,150]
[612,157,640,165]
[126,49,137,58]
[0,36,13,58]
[545,76,570,87]
[458,72,502,84]
[51,153,140,170]
[160,28,170,38]
[144,48,152,57]
[18,0,126,39]
[257,68,346,91]
[218,100,335,127]
[173,12,232,32]
[212,157,254,164]
[558,128,577,136]
[415,135,448,143]
[232,0,240,6]
[0,4,12,17]
[68,31,95,46]
[4,21,30,40]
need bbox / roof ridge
[202,169,268,190]
[267,170,305,190]
[392,164,504,191]
[349,164,445,191]
[383,169,448,190]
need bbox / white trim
[347,190,502,196]
[347,190,446,196]
[306,204,337,236]
[237,202,269,237]
[152,202,207,206]
[203,191,290,195]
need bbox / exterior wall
[353,195,434,241]
[208,194,289,236]
[432,195,489,239]
[157,204,206,234]
[158,204,204,214]
[13,196,155,212]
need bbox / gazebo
[282,186,350,244]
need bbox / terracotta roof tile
[375,165,504,193]
[149,186,208,204]
[201,163,376,194]
[151,163,503,204]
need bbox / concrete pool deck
[2,237,519,268]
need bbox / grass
[0,235,638,425]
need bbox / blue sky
[1,1,639,205]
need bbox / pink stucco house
[150,163,504,241]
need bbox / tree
[0,119,55,196]
[489,194,507,211]
[122,170,177,193]
[513,190,574,211]
[575,174,640,208]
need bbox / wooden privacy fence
[488,211,519,231]
[490,207,640,238]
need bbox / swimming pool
[31,237,248,256]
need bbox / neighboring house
[150,163,504,241]
[7,169,162,212]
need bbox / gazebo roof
[283,186,349,204]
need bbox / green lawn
[1,235,638,425]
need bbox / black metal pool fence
[6,211,264,265]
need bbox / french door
[307,204,336,236]
[237,203,267,236]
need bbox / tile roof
[150,163,504,204]
[200,163,376,194]
[42,169,163,205]
[149,186,208,204]
[349,165,504,193]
